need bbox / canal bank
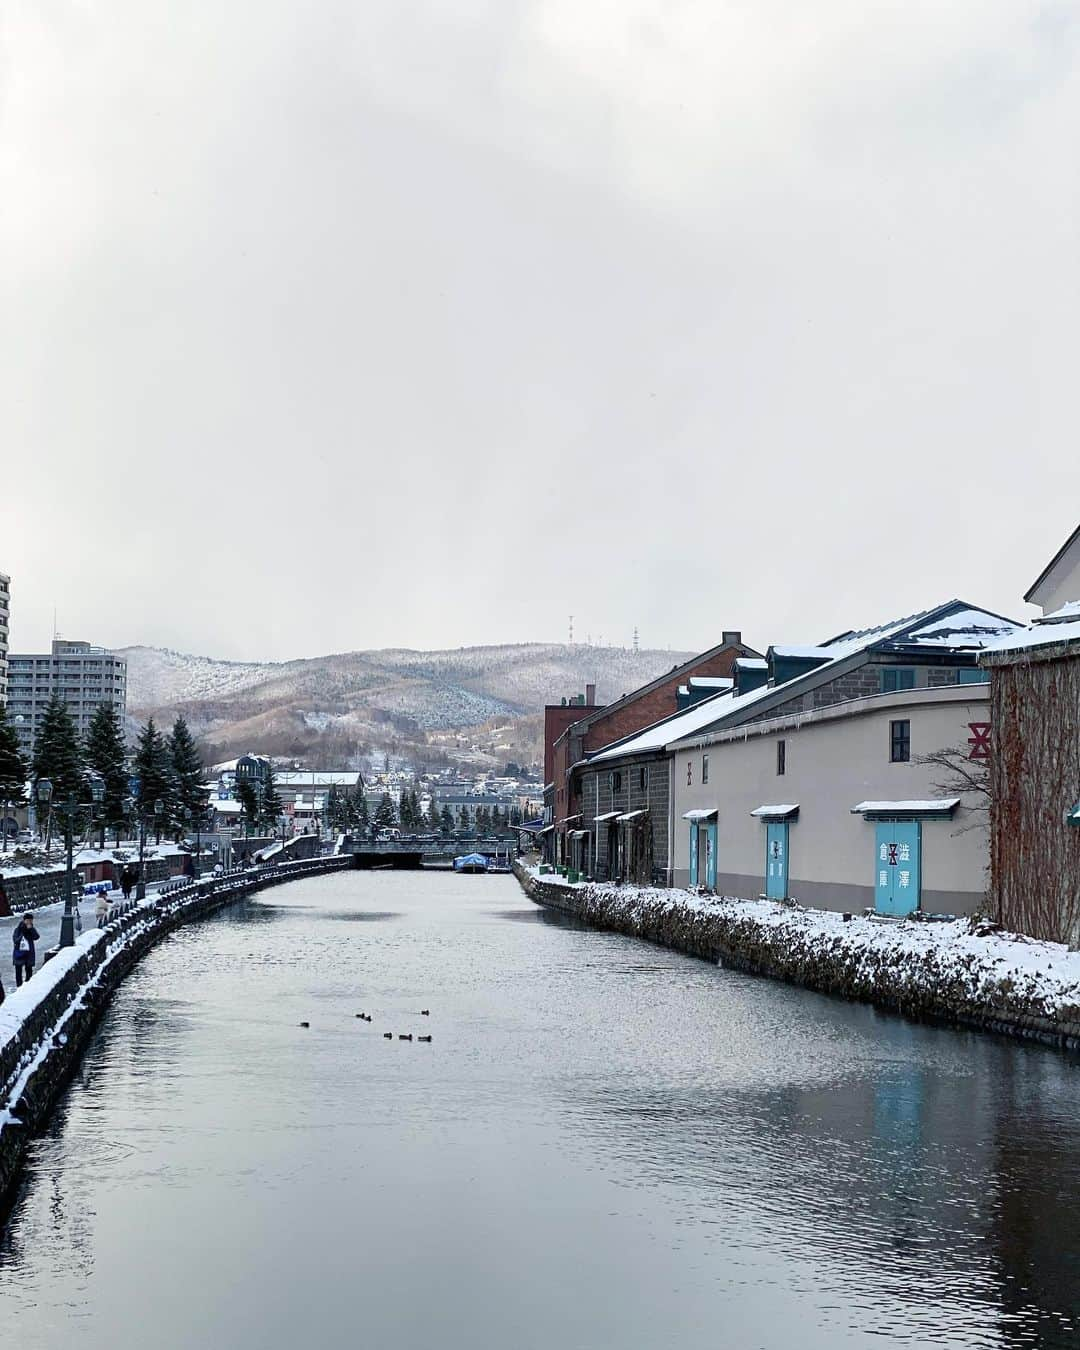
[516,862,1080,1052]
[0,855,351,1205]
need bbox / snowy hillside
[119,641,696,764]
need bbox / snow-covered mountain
[119,642,694,768]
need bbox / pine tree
[0,703,28,850]
[236,780,259,836]
[440,804,453,835]
[261,762,283,833]
[85,702,129,846]
[408,788,420,829]
[457,805,469,831]
[490,804,502,834]
[168,716,208,830]
[32,694,84,845]
[355,789,370,831]
[134,718,176,842]
[426,800,440,833]
[374,792,396,831]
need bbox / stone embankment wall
[515,864,1080,1053]
[0,855,352,1204]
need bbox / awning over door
[750,804,800,822]
[616,809,648,822]
[568,829,589,839]
[682,808,717,822]
[594,811,621,822]
[850,798,960,820]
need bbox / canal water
[1,871,1079,1349]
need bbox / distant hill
[120,642,695,771]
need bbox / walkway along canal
[2,868,1080,1348]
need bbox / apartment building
[7,639,127,756]
[0,572,9,703]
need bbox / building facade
[671,685,992,914]
[7,639,127,757]
[0,571,9,704]
[1025,522,1080,615]
[981,608,1080,944]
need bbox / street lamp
[39,776,104,948]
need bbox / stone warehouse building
[7,639,127,757]
[571,600,1020,900]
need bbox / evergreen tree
[168,716,208,830]
[236,779,259,836]
[134,718,176,842]
[490,804,502,834]
[374,792,396,830]
[398,791,413,831]
[355,788,370,831]
[440,804,454,835]
[408,788,420,828]
[0,703,28,850]
[84,702,129,846]
[261,762,283,833]
[457,805,469,830]
[32,694,84,845]
[426,800,440,833]
[476,805,489,832]
[510,804,523,827]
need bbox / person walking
[12,912,39,986]
[120,866,133,902]
[95,890,111,928]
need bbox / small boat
[453,852,490,874]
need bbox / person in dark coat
[13,913,40,986]
[120,866,134,902]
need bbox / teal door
[765,822,789,899]
[704,823,717,890]
[689,824,699,885]
[874,821,921,916]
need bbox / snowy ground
[529,868,1080,1024]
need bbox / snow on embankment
[0,856,351,1202]
[516,867,1080,1050]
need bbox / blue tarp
[453,853,490,871]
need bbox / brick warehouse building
[547,633,759,864]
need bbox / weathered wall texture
[990,651,1080,944]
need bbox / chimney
[722,630,741,647]
[585,683,596,706]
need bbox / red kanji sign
[968,722,990,760]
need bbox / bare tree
[915,745,990,835]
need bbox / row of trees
[317,782,525,836]
[0,694,207,847]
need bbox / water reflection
[0,870,1078,1350]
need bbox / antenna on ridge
[568,615,574,646]
[633,626,639,654]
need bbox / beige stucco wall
[670,686,991,914]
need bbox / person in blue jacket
[13,912,40,986]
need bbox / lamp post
[39,776,104,948]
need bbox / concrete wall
[671,686,991,913]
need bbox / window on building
[639,765,648,792]
[610,771,622,793]
[881,668,916,693]
[777,740,786,776]
[702,754,709,785]
[958,668,989,685]
[890,719,911,763]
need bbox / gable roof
[551,634,761,747]
[1025,523,1080,603]
[587,600,1022,764]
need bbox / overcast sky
[2,1,1077,662]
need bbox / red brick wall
[544,705,594,788]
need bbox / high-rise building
[0,571,9,704]
[7,639,127,758]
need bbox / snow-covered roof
[734,657,768,670]
[682,808,717,821]
[688,676,733,689]
[276,771,362,787]
[768,645,833,660]
[750,804,800,820]
[591,600,1020,764]
[980,611,1080,659]
[211,799,244,814]
[850,798,960,817]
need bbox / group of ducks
[297,1009,432,1043]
